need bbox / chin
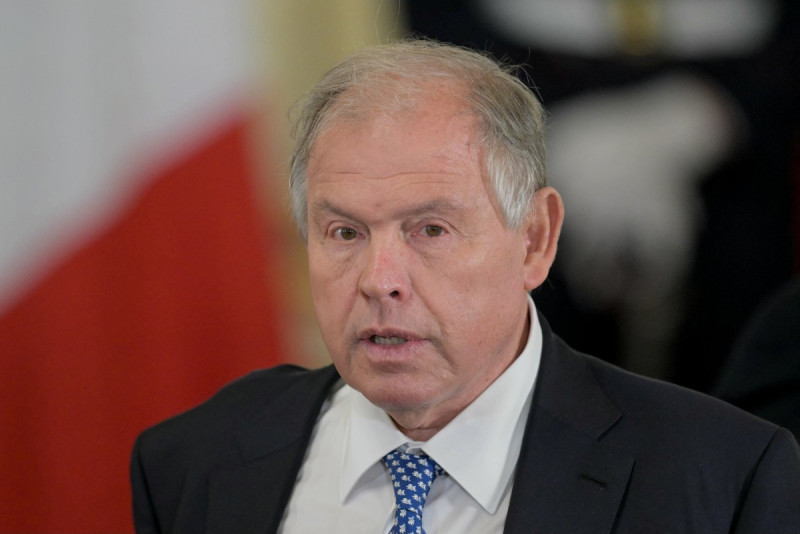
[357,378,439,414]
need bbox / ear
[522,186,564,291]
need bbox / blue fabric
[383,449,444,534]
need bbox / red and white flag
[0,2,293,531]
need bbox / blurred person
[713,278,800,440]
[131,40,800,534]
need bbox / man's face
[306,90,542,435]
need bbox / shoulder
[133,364,339,466]
[202,364,338,412]
[562,339,797,477]
[539,322,790,462]
[131,365,341,530]
[586,350,776,436]
[580,346,800,528]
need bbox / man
[131,40,800,533]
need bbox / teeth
[371,335,407,345]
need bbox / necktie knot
[383,449,444,534]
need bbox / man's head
[292,40,563,440]
[290,39,548,240]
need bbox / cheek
[308,241,357,288]
[449,238,526,295]
[308,240,354,276]
[436,242,525,331]
[307,252,350,332]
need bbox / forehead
[308,89,483,184]
[305,108,504,232]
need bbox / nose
[357,234,410,301]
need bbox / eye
[334,227,358,241]
[423,225,445,237]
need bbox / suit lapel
[206,365,340,534]
[504,317,634,534]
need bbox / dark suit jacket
[131,319,800,533]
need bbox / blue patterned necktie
[382,449,444,534]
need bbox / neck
[389,410,458,442]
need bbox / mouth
[358,328,426,363]
[370,335,408,346]
[360,328,420,348]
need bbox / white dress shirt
[279,296,542,533]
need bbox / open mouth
[370,335,407,346]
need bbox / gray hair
[289,39,547,239]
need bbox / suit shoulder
[212,364,333,406]
[552,342,800,531]
[134,364,337,460]
[580,350,782,450]
[585,352,773,423]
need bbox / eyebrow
[311,198,469,222]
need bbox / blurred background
[0,1,798,531]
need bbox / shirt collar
[340,295,542,513]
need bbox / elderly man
[131,40,800,534]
